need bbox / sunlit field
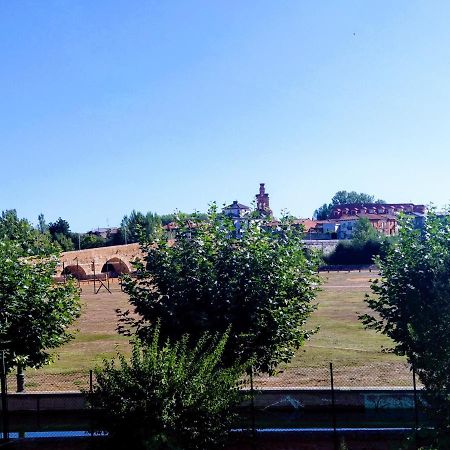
[17,272,412,391]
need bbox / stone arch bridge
[58,243,143,280]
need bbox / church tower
[255,183,272,217]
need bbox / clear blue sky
[1,1,449,231]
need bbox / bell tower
[255,183,272,216]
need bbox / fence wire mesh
[6,371,92,393]
[1,361,421,393]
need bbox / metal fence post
[89,369,93,394]
[250,366,256,441]
[93,262,96,294]
[330,362,338,450]
[413,365,419,430]
[1,351,9,442]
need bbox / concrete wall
[301,240,339,256]
[1,388,419,412]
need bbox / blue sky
[1,1,449,231]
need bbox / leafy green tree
[325,218,389,265]
[121,206,320,374]
[89,327,247,450]
[313,191,385,219]
[37,213,49,234]
[121,210,162,244]
[0,209,53,255]
[0,233,81,390]
[159,212,208,226]
[49,217,75,251]
[352,217,382,244]
[360,211,450,444]
[48,217,71,237]
[80,233,106,249]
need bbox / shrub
[89,327,248,450]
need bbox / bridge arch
[101,257,130,277]
[62,265,87,280]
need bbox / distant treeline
[2,208,393,264]
[34,210,207,251]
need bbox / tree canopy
[313,191,385,220]
[0,210,53,256]
[0,210,81,376]
[360,211,450,441]
[48,217,75,251]
[120,206,320,374]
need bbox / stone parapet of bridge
[58,243,143,280]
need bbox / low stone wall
[301,240,339,256]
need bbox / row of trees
[0,206,322,447]
[94,208,450,447]
[7,189,385,252]
[33,210,208,251]
[4,204,450,446]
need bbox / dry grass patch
[20,271,414,391]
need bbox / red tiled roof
[292,219,318,231]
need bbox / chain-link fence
[6,371,93,393]
[0,361,429,449]
[252,361,418,389]
[1,361,421,393]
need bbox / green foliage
[80,233,106,249]
[313,190,385,219]
[326,218,390,265]
[121,205,320,374]
[53,232,75,251]
[89,327,247,450]
[120,210,208,245]
[0,209,54,256]
[326,239,386,265]
[121,210,162,244]
[48,217,71,238]
[360,211,450,442]
[0,239,81,371]
[37,213,49,234]
[48,217,76,251]
[159,212,208,226]
[352,217,381,244]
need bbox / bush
[325,238,386,265]
[89,326,248,450]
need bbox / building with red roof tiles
[330,203,426,219]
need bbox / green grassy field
[254,271,412,387]
[15,272,413,391]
